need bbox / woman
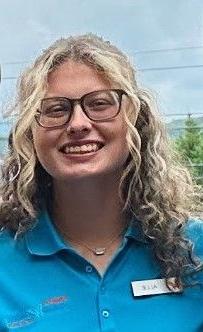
[0,33,202,331]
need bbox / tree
[175,117,203,183]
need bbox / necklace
[56,224,127,256]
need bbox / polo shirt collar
[125,216,148,244]
[25,210,69,256]
[25,210,147,256]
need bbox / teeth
[64,143,101,154]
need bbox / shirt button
[85,265,93,273]
[101,286,105,294]
[102,310,110,318]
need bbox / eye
[43,104,69,117]
[87,99,114,109]
[46,107,65,116]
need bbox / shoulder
[0,228,15,245]
[183,217,203,261]
[0,228,26,257]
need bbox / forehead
[46,60,112,98]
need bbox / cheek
[32,126,57,163]
[32,134,58,177]
[32,122,60,147]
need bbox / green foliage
[174,117,203,183]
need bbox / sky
[0,0,203,124]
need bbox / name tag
[131,277,183,297]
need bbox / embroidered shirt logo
[43,295,68,307]
[5,295,69,329]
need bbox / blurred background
[0,0,203,185]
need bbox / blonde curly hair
[0,33,202,280]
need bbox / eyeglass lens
[39,90,121,127]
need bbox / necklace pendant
[94,248,106,255]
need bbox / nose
[66,103,92,134]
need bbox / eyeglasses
[35,89,127,129]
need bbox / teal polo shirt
[0,210,202,331]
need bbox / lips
[64,143,101,154]
[59,141,104,153]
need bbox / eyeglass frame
[34,89,128,129]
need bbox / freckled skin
[32,60,130,183]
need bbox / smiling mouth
[60,143,104,155]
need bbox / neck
[50,175,129,246]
